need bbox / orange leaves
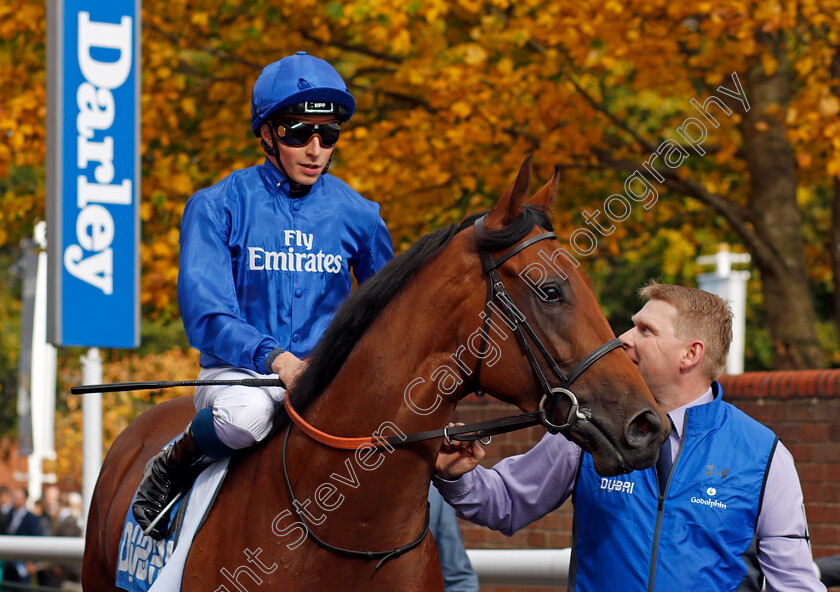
[0,6,837,356]
[818,95,840,117]
[0,0,46,209]
[0,0,838,481]
[0,0,834,275]
[55,346,200,484]
[760,52,778,77]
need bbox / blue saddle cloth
[116,436,190,592]
[115,489,187,592]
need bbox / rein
[283,393,547,450]
[283,215,622,451]
[279,216,622,567]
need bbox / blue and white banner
[47,0,140,348]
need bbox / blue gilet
[570,383,778,591]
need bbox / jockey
[132,52,394,538]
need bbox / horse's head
[465,156,667,476]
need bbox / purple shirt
[435,388,825,591]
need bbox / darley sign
[47,0,140,348]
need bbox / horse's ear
[485,154,532,230]
[527,164,559,214]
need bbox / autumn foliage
[2,0,840,484]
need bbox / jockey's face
[261,114,338,186]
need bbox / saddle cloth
[115,456,230,592]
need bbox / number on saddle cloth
[115,491,185,591]
[115,444,229,592]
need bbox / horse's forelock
[470,206,554,250]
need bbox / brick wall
[451,370,840,591]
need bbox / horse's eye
[541,285,564,303]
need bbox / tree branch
[594,155,786,278]
[484,3,790,281]
[351,85,437,112]
[487,6,659,154]
[299,30,403,64]
[144,21,264,71]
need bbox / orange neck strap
[283,393,386,450]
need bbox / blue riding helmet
[251,51,355,137]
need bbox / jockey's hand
[435,423,486,480]
[271,351,306,389]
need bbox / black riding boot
[132,424,205,539]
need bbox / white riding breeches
[193,366,286,450]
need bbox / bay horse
[83,157,667,591]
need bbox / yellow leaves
[0,1,43,40]
[181,97,197,118]
[462,44,487,66]
[140,201,154,222]
[713,141,738,166]
[431,168,452,185]
[150,240,171,261]
[461,176,477,193]
[424,0,451,24]
[451,101,472,119]
[310,23,333,43]
[190,11,209,27]
[387,29,409,55]
[604,0,624,14]
[828,148,840,177]
[497,57,514,75]
[818,95,840,116]
[761,52,777,77]
[0,0,837,328]
[796,55,815,78]
[0,142,9,171]
[350,126,369,140]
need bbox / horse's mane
[273,205,553,428]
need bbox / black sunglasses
[271,120,341,148]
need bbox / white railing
[0,539,826,589]
[466,548,570,586]
[0,536,85,562]
[0,537,568,586]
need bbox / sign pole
[81,347,102,524]
[47,0,140,523]
[30,222,58,503]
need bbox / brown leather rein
[280,216,622,567]
[283,215,622,451]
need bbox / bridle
[472,215,623,432]
[280,214,623,566]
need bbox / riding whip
[70,378,286,395]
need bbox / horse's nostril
[625,410,662,448]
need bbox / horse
[83,156,667,591]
